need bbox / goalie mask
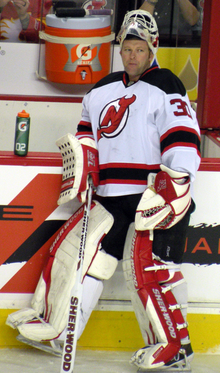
[117,10,159,55]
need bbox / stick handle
[60,184,93,373]
[55,8,113,18]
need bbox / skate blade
[16,334,62,357]
[137,368,191,373]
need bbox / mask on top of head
[117,10,159,55]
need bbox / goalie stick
[60,182,93,373]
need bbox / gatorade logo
[71,44,98,65]
[65,43,102,72]
[18,121,27,131]
[76,45,93,61]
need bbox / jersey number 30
[170,98,192,119]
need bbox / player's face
[120,39,153,82]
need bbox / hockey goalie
[6,8,201,372]
[6,135,198,371]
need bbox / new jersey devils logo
[97,95,136,141]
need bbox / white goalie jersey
[76,65,201,197]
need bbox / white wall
[0,100,81,153]
[0,42,122,97]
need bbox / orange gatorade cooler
[40,14,115,84]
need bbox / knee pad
[6,201,118,342]
[123,225,189,370]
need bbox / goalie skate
[16,334,63,357]
[132,343,193,372]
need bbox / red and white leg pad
[6,201,118,343]
[123,225,190,371]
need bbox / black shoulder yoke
[141,67,186,96]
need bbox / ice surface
[0,349,219,373]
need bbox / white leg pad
[6,308,39,330]
[6,201,117,343]
[123,226,191,370]
[58,275,104,341]
[123,224,157,345]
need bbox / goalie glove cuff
[56,134,99,205]
[77,137,99,203]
